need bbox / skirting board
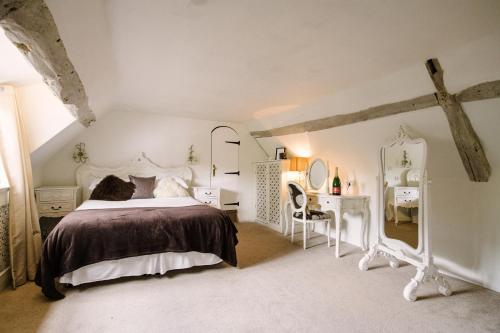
[0,267,11,291]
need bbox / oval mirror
[308,159,327,191]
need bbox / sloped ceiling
[45,0,500,122]
[0,28,41,85]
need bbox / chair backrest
[287,181,307,213]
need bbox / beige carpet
[1,222,499,333]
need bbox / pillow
[154,177,190,198]
[129,175,156,199]
[90,175,136,201]
[172,176,189,189]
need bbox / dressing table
[283,158,370,258]
[307,193,369,258]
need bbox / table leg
[335,211,341,258]
[361,201,368,251]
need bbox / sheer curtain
[0,85,41,287]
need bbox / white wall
[16,83,76,153]
[40,110,267,222]
[248,31,500,292]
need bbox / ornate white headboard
[76,152,193,201]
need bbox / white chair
[287,181,332,249]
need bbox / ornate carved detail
[403,265,452,302]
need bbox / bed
[36,153,238,299]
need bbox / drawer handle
[51,206,62,210]
[205,192,212,195]
[326,201,330,204]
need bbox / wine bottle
[332,167,341,195]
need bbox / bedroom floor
[1,223,499,333]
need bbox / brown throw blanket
[36,205,238,299]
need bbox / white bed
[59,153,223,287]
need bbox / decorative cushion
[129,175,156,199]
[90,175,136,201]
[293,210,330,220]
[154,177,190,198]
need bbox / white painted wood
[255,160,290,233]
[286,182,331,250]
[358,127,452,301]
[192,187,221,209]
[305,193,369,257]
[393,186,419,225]
[76,152,193,201]
[210,126,240,210]
[34,186,80,218]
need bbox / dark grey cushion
[293,210,330,220]
[129,175,156,199]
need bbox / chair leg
[327,221,331,247]
[303,223,307,249]
[291,220,295,243]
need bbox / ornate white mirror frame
[358,126,452,301]
[306,158,329,193]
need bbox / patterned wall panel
[268,162,281,225]
[0,204,9,272]
[256,163,268,222]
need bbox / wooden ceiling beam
[0,0,95,127]
[425,58,490,182]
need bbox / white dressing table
[308,193,370,258]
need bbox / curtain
[0,85,41,288]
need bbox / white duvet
[77,196,203,210]
[60,196,222,286]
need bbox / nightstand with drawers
[192,187,220,209]
[35,186,81,217]
[34,186,81,240]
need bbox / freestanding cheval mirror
[358,126,452,301]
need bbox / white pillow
[154,177,189,198]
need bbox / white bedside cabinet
[193,187,220,209]
[35,186,81,218]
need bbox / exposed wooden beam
[250,94,438,138]
[0,0,95,127]
[425,58,490,182]
[250,79,500,139]
[456,80,500,103]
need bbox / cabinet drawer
[199,198,218,206]
[194,188,217,199]
[39,201,74,213]
[38,189,74,202]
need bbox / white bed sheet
[61,197,221,286]
[77,196,203,210]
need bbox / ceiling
[0,27,41,85]
[44,0,500,122]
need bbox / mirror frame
[379,130,427,257]
[307,158,328,192]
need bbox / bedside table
[193,187,220,209]
[34,186,81,218]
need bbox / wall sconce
[187,145,198,165]
[72,142,88,163]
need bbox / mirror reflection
[383,141,424,249]
[308,159,327,190]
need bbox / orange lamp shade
[289,157,308,172]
